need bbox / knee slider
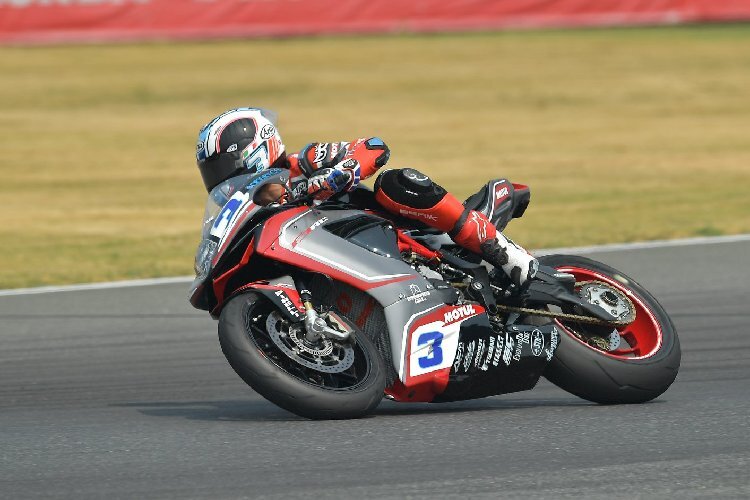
[375,168,446,209]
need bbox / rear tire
[219,293,386,419]
[538,255,681,404]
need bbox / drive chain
[452,278,634,327]
[494,281,635,327]
[493,304,631,327]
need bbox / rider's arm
[341,137,390,181]
[286,138,390,199]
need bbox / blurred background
[1,0,749,288]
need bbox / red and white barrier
[2,0,750,44]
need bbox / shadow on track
[374,397,595,417]
[114,397,595,422]
[114,399,302,421]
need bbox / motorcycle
[189,168,681,419]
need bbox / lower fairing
[434,321,560,402]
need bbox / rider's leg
[374,168,538,288]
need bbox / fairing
[190,176,558,403]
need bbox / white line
[0,276,194,297]
[533,234,750,256]
[2,233,749,297]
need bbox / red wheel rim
[555,266,663,360]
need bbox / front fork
[294,275,351,342]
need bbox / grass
[1,25,750,288]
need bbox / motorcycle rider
[195,108,538,290]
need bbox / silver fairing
[267,207,452,378]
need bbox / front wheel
[539,255,681,404]
[219,293,386,419]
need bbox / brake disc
[266,311,355,373]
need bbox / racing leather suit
[283,138,538,288]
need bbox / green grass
[2,25,750,288]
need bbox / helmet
[195,108,285,192]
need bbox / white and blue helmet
[195,108,285,192]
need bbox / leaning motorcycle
[189,169,680,419]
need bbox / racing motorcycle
[189,168,681,419]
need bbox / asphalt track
[1,240,749,499]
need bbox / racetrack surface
[2,241,748,499]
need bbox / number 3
[417,331,444,369]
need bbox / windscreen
[192,168,287,283]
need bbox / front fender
[210,276,305,321]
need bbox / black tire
[218,293,386,419]
[538,255,681,404]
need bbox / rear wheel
[219,293,386,419]
[539,255,681,404]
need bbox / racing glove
[306,158,361,200]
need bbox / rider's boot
[450,209,539,291]
[373,169,538,290]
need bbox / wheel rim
[243,302,372,390]
[555,266,663,360]
[265,311,356,373]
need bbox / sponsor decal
[291,216,329,248]
[492,334,504,366]
[226,143,238,153]
[502,332,514,366]
[245,168,281,189]
[291,181,307,199]
[463,340,476,372]
[513,331,530,362]
[196,142,204,152]
[313,143,329,164]
[469,211,488,241]
[406,284,430,304]
[309,216,328,231]
[259,124,276,140]
[399,209,438,221]
[495,185,510,203]
[443,304,476,325]
[545,327,560,361]
[481,336,495,371]
[530,329,545,357]
[453,342,465,372]
[474,338,486,368]
[274,290,301,318]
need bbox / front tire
[219,293,386,419]
[539,255,681,404]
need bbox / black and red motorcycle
[189,168,680,419]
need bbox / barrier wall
[2,0,750,44]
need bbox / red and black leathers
[282,137,537,287]
[285,138,389,199]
